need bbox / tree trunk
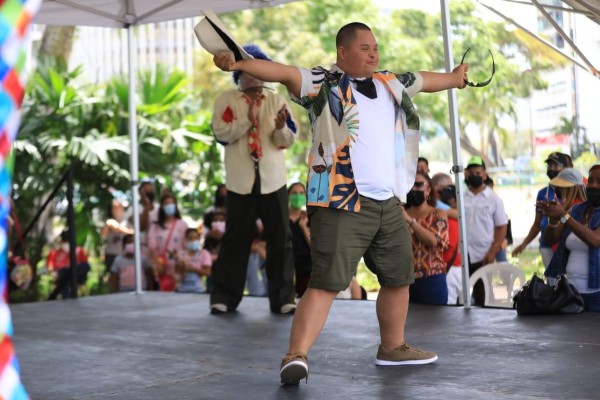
[39,26,76,65]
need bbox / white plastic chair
[460,262,526,308]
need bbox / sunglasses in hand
[460,48,495,88]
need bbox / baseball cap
[550,168,584,187]
[466,155,486,169]
[544,152,571,167]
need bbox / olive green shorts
[307,195,414,292]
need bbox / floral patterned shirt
[292,64,423,212]
[410,210,449,278]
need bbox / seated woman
[544,166,600,311]
[403,172,449,305]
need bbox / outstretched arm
[419,64,468,93]
[214,53,302,99]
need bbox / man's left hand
[453,63,469,89]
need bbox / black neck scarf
[352,77,377,99]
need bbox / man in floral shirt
[212,22,468,385]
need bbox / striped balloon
[0,0,41,399]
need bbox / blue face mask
[163,204,177,216]
[187,240,200,251]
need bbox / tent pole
[440,0,471,308]
[127,26,143,294]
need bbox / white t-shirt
[350,80,396,200]
[565,232,600,294]
[463,186,508,263]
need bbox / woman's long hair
[560,185,587,213]
[416,171,437,208]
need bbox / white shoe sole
[280,361,308,384]
[375,355,438,366]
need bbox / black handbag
[512,274,585,315]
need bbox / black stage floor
[11,292,600,399]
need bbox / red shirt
[443,217,462,268]
[47,247,88,271]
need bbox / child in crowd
[110,235,151,292]
[176,228,212,293]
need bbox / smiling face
[337,28,379,78]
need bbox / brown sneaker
[375,343,438,366]
[280,352,309,385]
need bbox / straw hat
[194,10,253,62]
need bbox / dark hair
[232,45,271,85]
[60,230,70,242]
[214,183,227,208]
[184,228,199,239]
[418,157,429,166]
[203,210,227,230]
[122,234,134,247]
[336,22,371,48]
[416,171,437,207]
[156,194,181,228]
[288,182,306,194]
[204,236,220,251]
[485,176,494,188]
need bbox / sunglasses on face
[460,48,495,88]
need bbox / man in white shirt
[463,156,508,305]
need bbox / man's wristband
[560,213,571,225]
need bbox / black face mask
[547,170,559,180]
[586,188,600,207]
[406,190,426,207]
[146,192,155,203]
[466,175,484,188]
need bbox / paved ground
[11,292,600,399]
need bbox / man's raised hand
[214,52,236,72]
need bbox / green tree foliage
[13,59,217,300]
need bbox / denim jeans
[409,273,448,305]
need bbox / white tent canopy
[37,0,298,27]
[30,0,501,307]
[34,0,299,294]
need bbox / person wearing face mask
[463,156,508,306]
[512,152,572,268]
[403,172,449,305]
[47,230,90,300]
[147,194,188,291]
[110,235,151,292]
[543,164,600,311]
[210,44,297,316]
[288,182,312,297]
[176,228,212,293]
